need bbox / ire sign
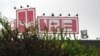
[38,16,79,34]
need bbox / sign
[16,8,36,32]
[10,19,17,30]
[38,16,79,34]
[81,30,88,39]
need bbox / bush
[0,17,100,56]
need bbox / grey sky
[0,0,100,39]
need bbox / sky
[0,0,100,40]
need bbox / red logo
[16,8,36,32]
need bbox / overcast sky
[0,0,100,39]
